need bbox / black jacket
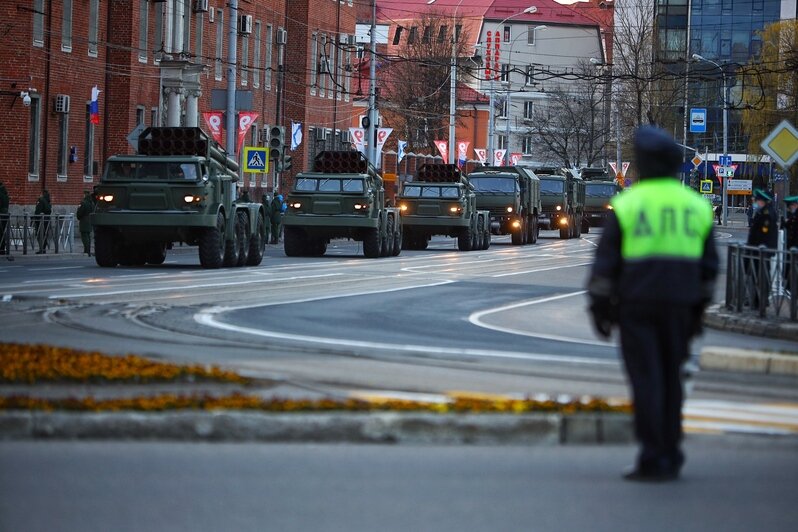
[783,211,798,250]
[747,204,778,248]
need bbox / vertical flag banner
[203,112,224,145]
[457,141,470,168]
[493,149,506,166]
[291,122,303,151]
[609,161,618,176]
[621,161,630,176]
[397,140,407,163]
[349,128,366,154]
[236,112,259,154]
[510,152,522,166]
[375,128,393,167]
[474,148,487,164]
[90,86,101,125]
[434,140,448,161]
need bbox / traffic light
[278,155,292,172]
[268,125,285,163]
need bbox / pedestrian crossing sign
[700,180,713,194]
[243,147,269,173]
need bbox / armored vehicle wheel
[199,213,225,268]
[458,225,473,251]
[401,231,414,250]
[246,213,266,266]
[511,221,524,245]
[283,227,305,257]
[582,217,590,234]
[392,224,402,256]
[574,215,583,238]
[144,242,167,265]
[363,227,381,258]
[483,226,491,249]
[527,216,538,244]
[382,216,395,257]
[417,237,428,250]
[236,211,250,267]
[120,245,146,266]
[94,227,118,267]
[475,216,485,250]
[309,239,327,257]
[559,218,570,239]
[223,213,243,267]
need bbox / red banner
[236,112,259,154]
[202,112,224,145]
[434,140,448,162]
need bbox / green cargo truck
[580,167,621,233]
[468,166,541,245]
[537,171,586,239]
[91,127,266,268]
[397,164,490,251]
[282,151,401,258]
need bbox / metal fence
[726,243,797,321]
[0,214,75,256]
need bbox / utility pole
[367,0,378,165]
[226,0,239,212]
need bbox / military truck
[397,164,490,251]
[537,170,586,239]
[467,165,541,245]
[580,167,621,233]
[91,127,266,268]
[282,150,401,258]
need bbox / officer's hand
[589,297,615,340]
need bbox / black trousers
[619,303,693,473]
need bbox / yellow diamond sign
[691,155,703,167]
[761,120,798,168]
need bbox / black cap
[633,126,682,180]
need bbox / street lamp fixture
[692,53,729,226]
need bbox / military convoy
[91,127,266,268]
[281,151,401,258]
[579,167,621,233]
[468,165,541,245]
[397,164,490,251]
[536,169,586,239]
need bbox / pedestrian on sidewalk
[34,190,52,254]
[76,190,94,256]
[0,180,9,256]
[587,125,718,482]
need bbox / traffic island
[704,304,798,342]
[0,343,633,444]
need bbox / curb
[700,346,798,377]
[704,305,798,342]
[0,411,634,445]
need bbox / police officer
[748,189,778,249]
[76,191,94,256]
[261,194,272,245]
[783,195,798,250]
[34,190,52,254]
[270,194,284,244]
[587,126,718,482]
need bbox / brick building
[0,0,358,212]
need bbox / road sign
[719,155,732,166]
[700,180,713,194]
[760,120,798,169]
[689,108,706,133]
[243,146,268,173]
[691,154,703,167]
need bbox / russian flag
[90,86,100,125]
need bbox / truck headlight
[354,203,370,211]
[506,206,513,213]
[555,205,562,211]
[290,202,302,209]
[449,206,462,214]
[183,195,201,204]
[607,204,614,210]
[99,194,114,203]
[559,217,569,225]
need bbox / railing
[0,214,75,256]
[725,243,797,321]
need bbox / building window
[422,25,431,44]
[438,26,447,43]
[265,25,273,89]
[523,101,534,119]
[241,34,249,86]
[527,26,537,45]
[33,0,44,47]
[136,106,145,125]
[139,0,149,62]
[57,111,69,178]
[28,95,41,180]
[253,22,261,88]
[499,99,508,118]
[408,26,417,44]
[525,66,535,85]
[84,104,95,179]
[344,45,351,102]
[455,24,462,43]
[328,39,336,99]
[319,34,327,97]
[310,32,318,95]
[500,64,510,83]
[62,0,73,52]
[337,35,345,100]
[498,135,507,150]
[522,136,533,154]
[195,10,203,59]
[151,107,159,127]
[154,2,165,59]
[215,9,224,80]
[181,0,191,53]
[503,25,510,43]
[393,26,403,45]
[88,0,99,57]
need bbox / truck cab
[537,172,585,239]
[580,167,621,233]
[468,166,540,245]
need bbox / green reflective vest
[611,178,713,260]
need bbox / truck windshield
[106,161,199,181]
[469,176,518,193]
[295,178,365,193]
[401,185,460,198]
[586,184,618,197]
[540,179,564,194]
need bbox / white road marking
[491,261,593,278]
[28,266,85,271]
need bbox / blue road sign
[689,108,707,133]
[719,155,732,166]
[243,146,268,173]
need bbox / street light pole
[367,0,378,165]
[504,26,546,165]
[692,53,728,226]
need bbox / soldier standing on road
[270,194,284,244]
[0,180,9,256]
[34,190,52,254]
[76,191,95,256]
[261,194,272,245]
[587,126,719,482]
[747,189,778,308]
